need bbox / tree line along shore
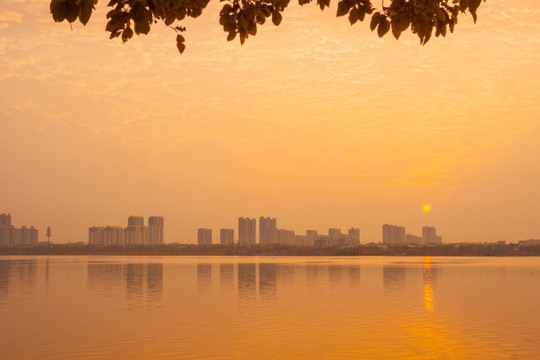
[1,243,540,256]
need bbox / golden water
[1,256,539,359]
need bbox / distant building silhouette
[259,217,277,245]
[406,233,423,245]
[220,228,234,245]
[238,217,256,246]
[0,213,38,247]
[422,226,442,244]
[128,216,144,227]
[148,216,164,245]
[197,228,212,245]
[270,228,295,245]
[348,228,360,246]
[305,230,318,247]
[382,224,406,245]
[328,228,343,240]
[89,216,164,246]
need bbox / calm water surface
[0,256,539,359]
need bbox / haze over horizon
[1,0,539,244]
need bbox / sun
[423,205,431,212]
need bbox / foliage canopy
[49,0,486,54]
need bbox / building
[305,230,318,247]
[295,235,307,246]
[259,217,277,245]
[382,224,406,245]
[270,228,295,245]
[406,234,423,245]
[422,226,442,244]
[348,228,360,246]
[148,216,164,245]
[328,228,343,240]
[128,216,144,227]
[88,226,105,246]
[124,225,146,245]
[0,213,38,247]
[238,217,256,246]
[89,216,164,246]
[104,226,124,246]
[314,236,329,248]
[198,228,212,245]
[220,228,234,245]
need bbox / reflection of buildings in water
[197,264,212,291]
[44,257,50,296]
[147,263,163,301]
[219,263,234,289]
[238,263,256,299]
[0,260,10,307]
[383,265,406,293]
[305,264,320,285]
[259,263,276,298]
[87,262,163,304]
[329,265,347,287]
[348,265,360,287]
[276,264,295,287]
[126,263,145,300]
[0,259,37,307]
[87,263,124,294]
[423,257,433,311]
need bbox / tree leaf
[66,0,79,23]
[348,8,359,25]
[50,0,68,23]
[272,11,282,26]
[370,12,382,31]
[336,1,350,17]
[377,18,390,37]
[122,27,133,43]
[79,0,94,25]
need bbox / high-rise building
[238,217,256,246]
[89,216,164,246]
[270,228,295,245]
[259,217,277,245]
[0,213,38,247]
[305,230,318,247]
[124,225,145,245]
[128,216,144,227]
[89,226,105,246]
[148,216,164,245]
[126,215,145,245]
[406,234,422,245]
[198,228,212,245]
[104,226,124,245]
[220,228,234,245]
[0,213,11,227]
[382,224,406,245]
[328,228,342,240]
[348,228,360,246]
[422,226,442,244]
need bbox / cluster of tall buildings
[89,216,164,246]
[0,213,38,247]
[198,216,360,247]
[382,224,442,245]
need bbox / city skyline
[1,1,540,245]
[3,210,538,245]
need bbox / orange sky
[1,0,539,244]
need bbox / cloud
[0,10,22,23]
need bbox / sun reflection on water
[424,256,433,312]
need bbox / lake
[1,256,539,359]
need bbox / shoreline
[1,243,540,257]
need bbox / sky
[1,0,539,244]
